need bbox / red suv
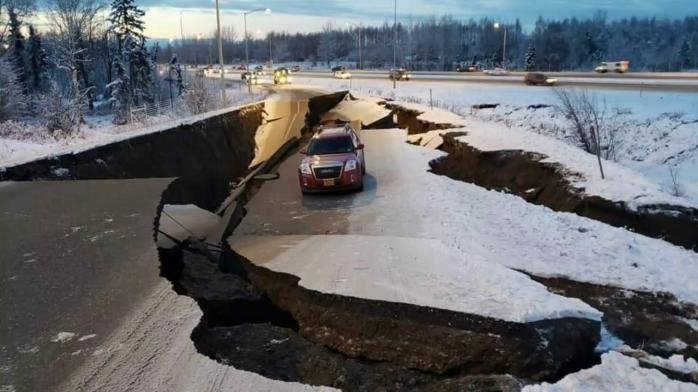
[298,126,366,194]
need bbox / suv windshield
[307,136,354,155]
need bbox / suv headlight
[300,163,312,175]
[345,159,357,171]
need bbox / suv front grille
[313,165,342,179]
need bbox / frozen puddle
[231,234,601,323]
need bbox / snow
[523,351,698,392]
[321,94,392,126]
[233,234,602,323]
[356,130,698,305]
[50,332,76,343]
[291,77,698,209]
[0,90,268,169]
[617,346,698,374]
[392,100,697,210]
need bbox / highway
[211,68,698,92]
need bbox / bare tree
[668,166,684,197]
[181,76,216,115]
[52,33,92,134]
[553,88,617,179]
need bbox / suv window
[307,136,354,155]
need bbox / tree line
[159,12,697,72]
[0,0,186,130]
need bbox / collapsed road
[3,86,697,392]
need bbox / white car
[594,61,630,73]
[484,68,510,76]
[334,70,352,79]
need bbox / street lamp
[494,22,507,69]
[346,22,362,70]
[244,8,271,72]
[214,0,227,105]
[243,8,271,94]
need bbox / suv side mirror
[356,144,364,150]
[299,148,307,155]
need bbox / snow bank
[617,345,698,374]
[0,92,268,169]
[523,351,698,392]
[393,101,697,210]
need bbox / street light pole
[393,0,397,68]
[215,0,226,105]
[494,22,507,69]
[243,8,271,94]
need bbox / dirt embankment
[386,104,457,135]
[157,237,599,391]
[429,133,698,250]
[529,275,698,362]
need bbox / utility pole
[393,0,397,89]
[243,8,271,94]
[180,11,184,43]
[215,0,226,105]
[269,33,272,70]
[494,22,507,69]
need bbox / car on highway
[456,64,478,72]
[291,65,301,72]
[254,65,265,75]
[484,68,510,76]
[334,69,352,79]
[524,72,558,86]
[594,61,630,73]
[298,125,365,194]
[273,67,292,85]
[331,65,346,72]
[241,72,260,85]
[389,68,411,81]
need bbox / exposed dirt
[429,132,698,251]
[386,104,457,135]
[0,104,264,182]
[529,275,698,362]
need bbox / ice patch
[595,325,624,353]
[51,332,76,343]
[679,317,698,332]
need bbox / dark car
[331,65,346,72]
[298,125,365,194]
[254,65,265,75]
[389,68,411,81]
[291,65,301,72]
[456,65,478,72]
[524,72,558,86]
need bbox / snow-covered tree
[127,36,152,105]
[0,56,28,120]
[109,58,129,124]
[53,32,92,134]
[25,24,46,89]
[524,44,536,71]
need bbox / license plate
[322,179,335,186]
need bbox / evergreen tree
[109,58,130,124]
[7,8,27,89]
[25,25,47,89]
[108,0,150,106]
[679,40,692,70]
[107,0,145,52]
[525,44,536,71]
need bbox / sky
[140,0,698,39]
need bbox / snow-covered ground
[0,87,269,169]
[524,351,698,392]
[290,77,698,208]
